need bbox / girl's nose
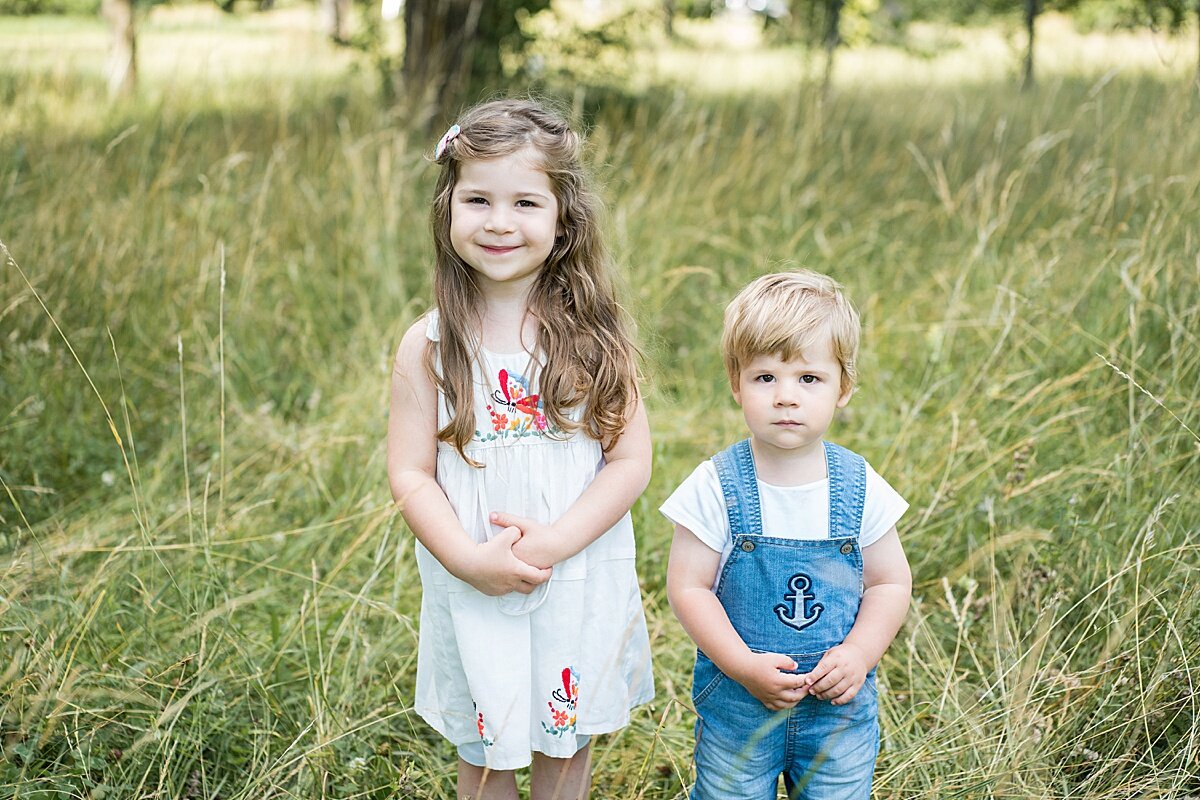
[483,209,515,234]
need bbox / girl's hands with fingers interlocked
[800,642,869,705]
[731,652,811,711]
[458,525,552,596]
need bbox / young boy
[663,270,912,800]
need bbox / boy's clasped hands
[734,642,872,710]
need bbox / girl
[387,98,654,800]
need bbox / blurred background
[2,1,1199,797]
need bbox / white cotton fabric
[414,311,654,770]
[660,458,908,588]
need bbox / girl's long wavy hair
[426,98,639,466]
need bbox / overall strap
[711,439,763,539]
[824,441,867,538]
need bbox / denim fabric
[691,440,879,800]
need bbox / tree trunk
[320,0,351,44]
[822,0,843,90]
[402,0,484,127]
[663,0,675,38]
[101,0,136,99]
[1022,0,1038,91]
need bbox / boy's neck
[748,436,828,486]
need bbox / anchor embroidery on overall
[774,573,824,632]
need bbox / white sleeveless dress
[413,311,654,770]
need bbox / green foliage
[1074,0,1194,30]
[467,0,553,91]
[510,4,653,87]
[0,0,97,15]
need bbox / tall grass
[2,9,1198,798]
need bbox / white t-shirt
[660,457,908,586]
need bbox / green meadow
[2,5,1198,797]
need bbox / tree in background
[1128,0,1200,79]
[101,0,135,97]
[401,0,550,125]
[319,0,350,44]
[775,0,848,87]
[1023,0,1039,89]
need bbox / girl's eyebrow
[454,186,553,201]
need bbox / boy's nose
[774,387,799,407]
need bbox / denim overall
[690,439,879,800]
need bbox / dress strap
[424,309,441,342]
[824,441,866,538]
[711,438,762,539]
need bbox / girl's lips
[481,244,519,254]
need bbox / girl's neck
[480,293,537,355]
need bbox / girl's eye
[465,196,487,205]
[516,199,537,208]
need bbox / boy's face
[732,337,851,463]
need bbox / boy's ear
[837,386,854,408]
[730,379,742,407]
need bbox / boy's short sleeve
[861,463,908,548]
[660,461,730,553]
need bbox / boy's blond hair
[721,270,861,397]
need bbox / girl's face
[449,148,561,295]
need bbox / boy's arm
[802,526,911,705]
[490,398,652,569]
[388,320,551,596]
[667,523,808,711]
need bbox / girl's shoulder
[395,311,437,369]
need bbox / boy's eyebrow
[748,357,836,376]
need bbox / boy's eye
[800,375,819,384]
[755,374,775,384]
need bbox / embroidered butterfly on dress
[552,666,578,706]
[542,666,579,737]
[488,368,548,432]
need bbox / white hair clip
[434,124,461,159]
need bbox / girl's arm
[667,524,808,711]
[800,527,911,704]
[388,319,551,596]
[491,396,652,568]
